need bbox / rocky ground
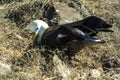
[0,0,120,80]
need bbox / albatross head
[26,20,49,43]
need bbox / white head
[26,20,49,43]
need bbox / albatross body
[26,16,113,48]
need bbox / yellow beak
[32,32,39,43]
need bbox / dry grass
[0,0,22,5]
[0,0,120,80]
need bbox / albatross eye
[35,27,38,31]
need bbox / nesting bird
[26,16,113,48]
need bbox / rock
[53,2,83,24]
[53,54,71,80]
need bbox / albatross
[26,16,113,48]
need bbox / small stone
[0,61,11,75]
[90,69,101,78]
[111,74,120,80]
[15,34,23,40]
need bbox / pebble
[90,69,101,78]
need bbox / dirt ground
[0,0,120,80]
